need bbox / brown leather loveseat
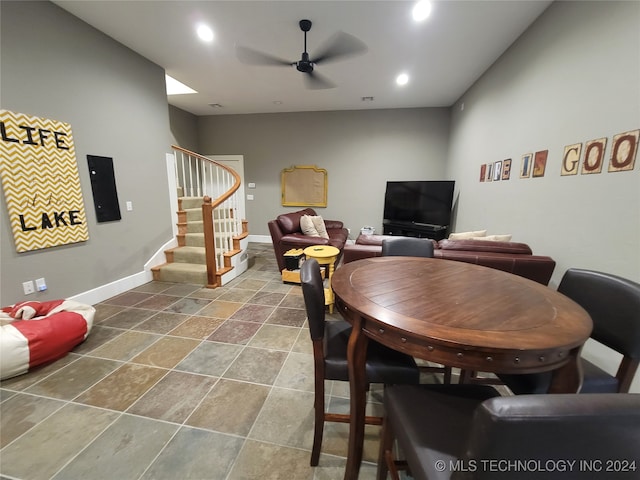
[268,208,349,272]
[343,234,556,285]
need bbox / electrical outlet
[35,277,47,291]
[23,281,35,295]
[126,201,133,211]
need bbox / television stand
[382,220,448,241]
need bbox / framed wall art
[581,138,607,174]
[608,129,639,173]
[501,159,512,180]
[561,143,582,176]
[281,165,327,207]
[520,153,533,178]
[493,161,502,181]
[532,150,548,178]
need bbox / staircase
[151,147,249,288]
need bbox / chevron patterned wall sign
[0,110,89,252]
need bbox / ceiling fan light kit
[236,18,367,90]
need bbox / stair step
[171,246,206,264]
[152,263,207,285]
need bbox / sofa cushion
[448,229,487,240]
[300,215,330,239]
[438,239,532,255]
[276,208,316,234]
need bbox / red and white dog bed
[0,299,95,380]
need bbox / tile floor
[1,243,437,480]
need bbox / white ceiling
[53,0,552,116]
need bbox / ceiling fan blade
[236,45,292,67]
[310,31,368,65]
[304,70,335,90]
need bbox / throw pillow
[300,215,319,237]
[311,215,330,239]
[448,229,487,240]
[470,234,512,242]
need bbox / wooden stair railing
[171,145,244,288]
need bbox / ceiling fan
[236,19,367,90]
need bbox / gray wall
[169,105,199,151]
[448,0,640,286]
[0,1,173,305]
[446,1,640,392]
[197,108,451,239]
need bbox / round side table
[303,245,340,313]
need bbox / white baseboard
[248,234,271,244]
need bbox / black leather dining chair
[381,237,452,384]
[378,384,640,480]
[381,237,435,257]
[300,258,420,466]
[498,268,640,394]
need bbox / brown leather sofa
[343,234,556,285]
[268,208,349,272]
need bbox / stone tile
[280,292,306,309]
[228,439,314,480]
[131,336,200,368]
[128,371,217,423]
[92,303,126,324]
[230,303,275,323]
[135,294,181,310]
[131,281,174,294]
[175,341,242,376]
[320,422,382,464]
[25,357,121,400]
[223,347,287,385]
[267,306,308,327]
[261,280,296,294]
[217,288,257,303]
[167,315,224,339]
[160,283,203,297]
[247,291,286,306]
[249,387,315,450]
[0,389,16,403]
[248,324,300,351]
[292,327,313,354]
[163,297,211,315]
[314,457,378,480]
[0,393,65,448]
[52,414,177,480]
[0,353,81,391]
[233,278,269,291]
[102,291,153,307]
[207,319,262,345]
[197,300,243,318]
[186,378,269,436]
[0,403,119,480]
[274,352,315,392]
[99,307,156,329]
[132,311,190,334]
[140,426,244,480]
[75,363,167,411]
[187,287,226,300]
[72,325,124,354]
[90,330,161,361]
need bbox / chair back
[381,237,434,257]
[459,393,640,479]
[558,268,640,359]
[301,258,326,341]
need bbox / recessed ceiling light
[412,1,432,22]
[165,74,197,95]
[196,24,214,42]
[396,73,409,86]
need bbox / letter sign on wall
[0,110,89,252]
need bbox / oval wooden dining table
[331,256,593,480]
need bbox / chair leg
[311,377,325,466]
[377,415,393,480]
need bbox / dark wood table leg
[344,315,368,480]
[548,346,584,393]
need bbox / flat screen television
[383,181,455,228]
